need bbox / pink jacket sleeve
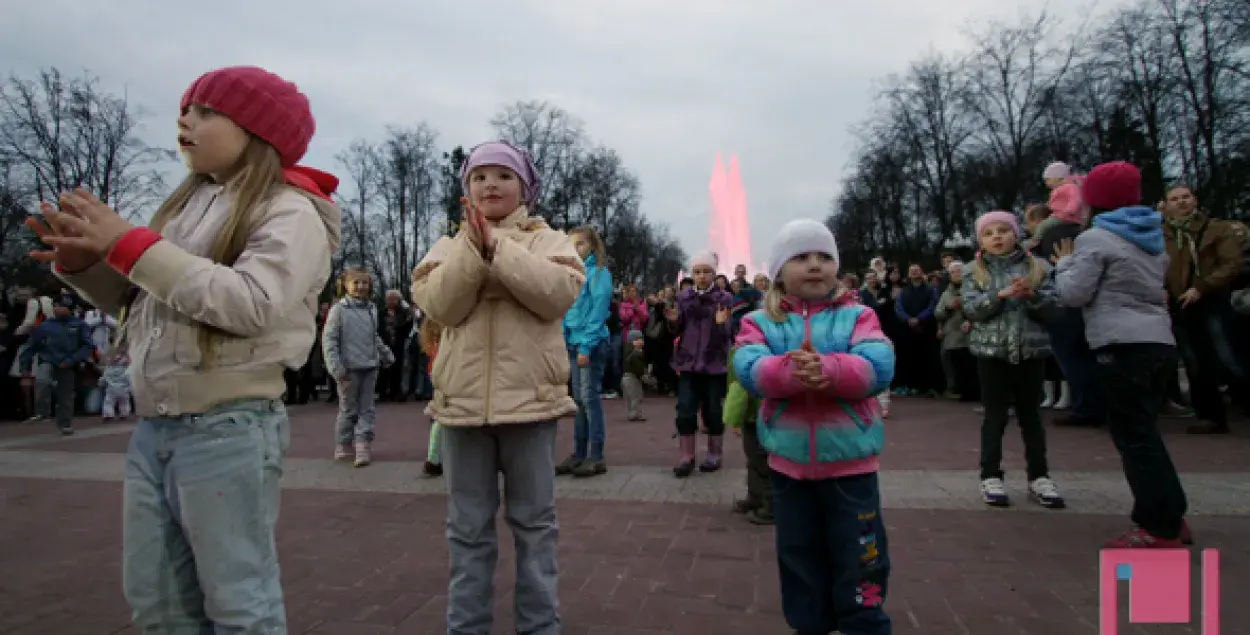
[736,316,806,398]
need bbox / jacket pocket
[173,325,254,367]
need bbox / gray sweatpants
[443,420,559,635]
[621,372,644,419]
[335,368,378,443]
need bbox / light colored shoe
[980,477,1009,507]
[353,440,371,467]
[1052,381,1071,410]
[333,443,353,461]
[1040,382,1055,409]
[1029,477,1065,509]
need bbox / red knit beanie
[1081,161,1141,210]
[180,66,315,167]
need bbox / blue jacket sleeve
[74,321,94,363]
[570,267,613,356]
[894,292,909,321]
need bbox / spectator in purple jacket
[666,250,733,478]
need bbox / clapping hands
[459,197,496,261]
[714,306,730,325]
[788,340,827,391]
[997,277,1036,300]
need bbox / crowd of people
[6,63,1248,635]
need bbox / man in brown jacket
[1162,185,1246,434]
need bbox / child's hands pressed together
[714,306,730,325]
[787,341,828,390]
[27,190,133,271]
[460,198,496,261]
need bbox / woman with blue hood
[1053,161,1193,549]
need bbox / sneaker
[422,461,443,477]
[555,455,582,475]
[980,478,1010,507]
[673,459,696,478]
[747,509,775,525]
[59,427,74,436]
[353,440,371,467]
[1164,401,1195,417]
[1028,477,1066,509]
[573,460,607,478]
[732,499,757,515]
[1104,527,1184,549]
[333,443,353,461]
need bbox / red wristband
[106,227,163,275]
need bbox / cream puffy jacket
[412,207,584,426]
[58,184,341,417]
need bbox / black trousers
[742,421,772,511]
[675,372,726,435]
[1172,300,1243,425]
[1097,343,1188,539]
[948,347,980,401]
[283,365,315,404]
[896,326,939,392]
[378,346,406,400]
[977,357,1049,481]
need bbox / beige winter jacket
[412,207,584,426]
[58,183,342,417]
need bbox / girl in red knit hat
[27,65,342,632]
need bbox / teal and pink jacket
[733,291,895,480]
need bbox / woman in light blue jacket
[559,225,613,477]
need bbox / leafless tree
[0,68,174,220]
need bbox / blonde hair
[568,225,606,265]
[336,268,373,298]
[419,320,444,357]
[149,137,286,367]
[969,252,1046,289]
[763,281,788,323]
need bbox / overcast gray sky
[4,0,1117,264]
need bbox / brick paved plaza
[1,397,1247,634]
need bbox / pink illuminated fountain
[709,154,757,272]
[677,154,759,285]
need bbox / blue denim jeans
[568,339,608,461]
[603,332,623,394]
[122,398,290,634]
[1047,308,1103,421]
[772,471,892,635]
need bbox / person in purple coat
[665,250,733,477]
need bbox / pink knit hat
[975,210,1020,237]
[181,66,315,167]
[1048,182,1087,224]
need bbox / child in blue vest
[734,219,895,635]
